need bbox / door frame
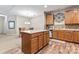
[0,14,7,34]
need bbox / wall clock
[54,12,64,23]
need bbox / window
[8,21,15,29]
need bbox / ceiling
[0,5,72,17]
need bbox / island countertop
[21,30,48,34]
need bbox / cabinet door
[58,30,63,40]
[53,31,57,39]
[77,32,79,43]
[71,10,77,24]
[46,14,53,25]
[46,32,49,44]
[31,37,38,53]
[64,31,73,42]
[65,12,71,24]
[73,31,78,43]
[77,9,79,24]
[39,35,44,49]
[44,32,47,46]
[65,9,79,24]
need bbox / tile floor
[0,34,21,53]
[0,34,79,54]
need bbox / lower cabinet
[53,30,79,43]
[39,34,44,49]
[73,31,78,43]
[44,32,47,46]
[77,32,79,43]
[58,30,63,40]
[64,31,73,42]
[31,37,38,53]
[47,32,50,43]
[53,31,57,39]
[21,31,49,54]
[73,31,79,43]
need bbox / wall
[0,16,4,34]
[7,15,16,35]
[6,15,30,35]
[30,13,45,30]
[16,16,30,35]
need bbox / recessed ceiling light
[44,5,47,8]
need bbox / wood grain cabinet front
[53,31,57,39]
[46,32,49,43]
[64,31,73,42]
[39,35,44,49]
[73,31,78,43]
[65,9,79,24]
[77,32,79,43]
[21,31,49,54]
[58,30,63,40]
[43,32,47,46]
[46,14,53,25]
[31,37,38,53]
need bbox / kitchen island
[21,30,49,54]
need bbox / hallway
[0,34,21,53]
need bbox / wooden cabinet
[64,31,73,42]
[46,14,53,25]
[39,33,44,49]
[31,37,38,53]
[65,11,71,24]
[21,31,49,54]
[73,31,78,43]
[77,32,79,43]
[46,32,49,43]
[65,9,79,24]
[44,32,47,46]
[58,30,63,40]
[53,31,57,39]
[52,30,79,43]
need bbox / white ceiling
[0,5,72,17]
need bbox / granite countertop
[21,30,48,34]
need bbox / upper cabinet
[65,9,79,24]
[46,14,54,25]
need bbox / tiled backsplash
[65,25,79,29]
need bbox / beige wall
[0,16,4,34]
[30,13,45,30]
[16,16,30,35]
[7,15,16,34]
[7,15,30,35]
[5,13,45,35]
